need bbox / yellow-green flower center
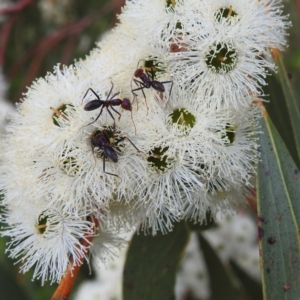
[147,146,174,173]
[206,43,237,74]
[168,108,196,134]
[215,6,238,22]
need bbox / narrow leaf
[263,72,300,169]
[257,105,300,299]
[271,49,300,166]
[123,221,190,300]
[230,260,263,300]
[198,233,238,300]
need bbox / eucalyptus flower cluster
[0,0,290,284]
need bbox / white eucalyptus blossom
[182,103,260,222]
[126,86,260,229]
[166,30,272,106]
[0,0,291,286]
[0,65,113,212]
[163,0,290,107]
[0,64,145,212]
[1,201,95,284]
[175,0,291,51]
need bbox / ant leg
[110,106,122,120]
[109,92,121,101]
[81,106,104,128]
[81,87,101,105]
[106,107,117,125]
[106,83,114,100]
[132,80,149,114]
[103,155,120,178]
[116,136,144,154]
[130,110,137,135]
[131,80,143,110]
[125,137,145,154]
[160,80,173,105]
[132,80,147,92]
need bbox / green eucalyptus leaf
[271,49,300,167]
[123,221,190,300]
[257,106,300,299]
[230,260,263,300]
[198,233,238,300]
[263,71,300,169]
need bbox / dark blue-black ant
[83,84,133,128]
[131,67,173,111]
[91,128,141,178]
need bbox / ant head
[134,68,144,78]
[121,98,132,111]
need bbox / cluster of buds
[0,0,290,284]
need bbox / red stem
[50,215,99,300]
[8,2,113,101]
[0,0,32,15]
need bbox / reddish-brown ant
[131,65,173,111]
[91,128,141,178]
[82,84,135,131]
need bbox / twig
[50,215,98,300]
[8,2,114,101]
[0,0,32,15]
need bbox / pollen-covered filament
[36,215,48,234]
[51,103,74,127]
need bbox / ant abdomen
[104,146,118,163]
[84,100,101,111]
[151,81,165,93]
